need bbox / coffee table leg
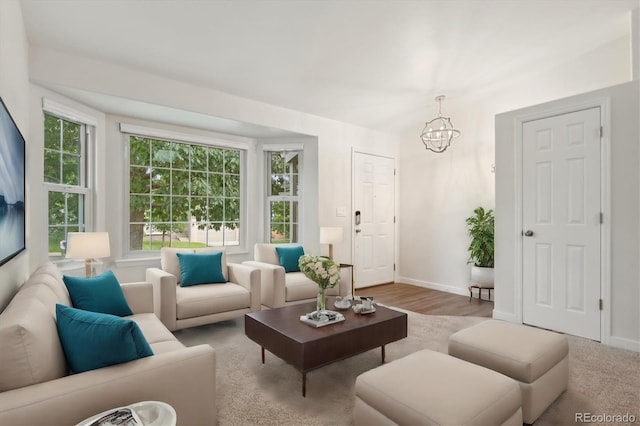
[261,347,265,364]
[302,372,306,397]
[381,345,386,363]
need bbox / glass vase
[317,287,326,313]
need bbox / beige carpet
[174,311,639,425]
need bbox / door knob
[355,229,362,233]
[523,230,534,237]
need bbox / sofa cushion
[254,243,280,265]
[161,247,228,284]
[275,245,304,272]
[130,313,182,348]
[176,283,250,320]
[177,252,226,286]
[0,284,67,392]
[63,270,133,317]
[56,304,153,374]
[21,262,71,306]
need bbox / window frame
[42,99,97,261]
[121,123,249,256]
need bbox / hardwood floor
[354,283,493,317]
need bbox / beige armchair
[243,243,349,308]
[146,247,260,331]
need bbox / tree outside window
[267,151,300,243]
[128,136,241,251]
[44,112,87,258]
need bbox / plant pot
[470,266,494,288]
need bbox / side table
[339,263,354,297]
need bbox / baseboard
[607,336,640,352]
[492,310,520,323]
[396,277,469,297]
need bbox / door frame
[350,148,397,289]
[513,97,611,344]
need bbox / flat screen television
[0,97,26,266]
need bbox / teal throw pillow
[63,270,133,317]
[275,245,304,273]
[55,304,153,374]
[176,252,227,287]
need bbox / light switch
[336,207,346,217]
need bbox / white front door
[522,107,601,341]
[353,152,395,288]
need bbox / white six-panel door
[353,152,395,288]
[522,107,601,341]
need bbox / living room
[0,0,638,424]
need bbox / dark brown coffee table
[244,299,408,396]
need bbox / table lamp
[65,232,111,277]
[320,227,343,259]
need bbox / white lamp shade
[66,232,111,259]
[320,227,343,244]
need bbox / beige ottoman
[448,320,568,424]
[354,349,522,426]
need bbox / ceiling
[21,0,637,137]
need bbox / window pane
[190,171,208,196]
[62,120,81,154]
[151,140,172,168]
[271,174,290,195]
[172,197,190,222]
[224,198,240,222]
[44,151,60,183]
[172,143,189,170]
[44,114,61,151]
[208,198,223,221]
[191,145,208,170]
[130,137,150,167]
[191,197,208,222]
[129,194,149,222]
[130,166,151,194]
[62,154,81,186]
[130,223,149,251]
[209,148,224,171]
[225,150,240,174]
[48,226,66,257]
[151,169,170,195]
[48,192,65,226]
[171,170,190,196]
[225,175,239,197]
[224,223,240,246]
[209,173,223,197]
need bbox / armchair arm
[120,281,154,315]
[227,263,261,312]
[242,261,286,308]
[145,268,178,331]
[0,345,216,426]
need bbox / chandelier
[420,95,460,153]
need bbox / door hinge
[599,299,603,310]
[394,216,396,223]
[599,126,603,138]
[393,263,396,271]
[600,212,604,224]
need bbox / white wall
[0,0,30,310]
[397,35,632,298]
[27,47,400,282]
[495,80,639,351]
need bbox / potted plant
[466,206,495,288]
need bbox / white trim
[608,336,640,352]
[119,122,251,150]
[492,310,519,322]
[262,143,304,152]
[397,276,469,297]
[513,97,611,343]
[42,98,98,127]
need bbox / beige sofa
[243,243,348,308]
[146,247,261,331]
[0,263,216,426]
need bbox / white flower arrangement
[298,254,341,290]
